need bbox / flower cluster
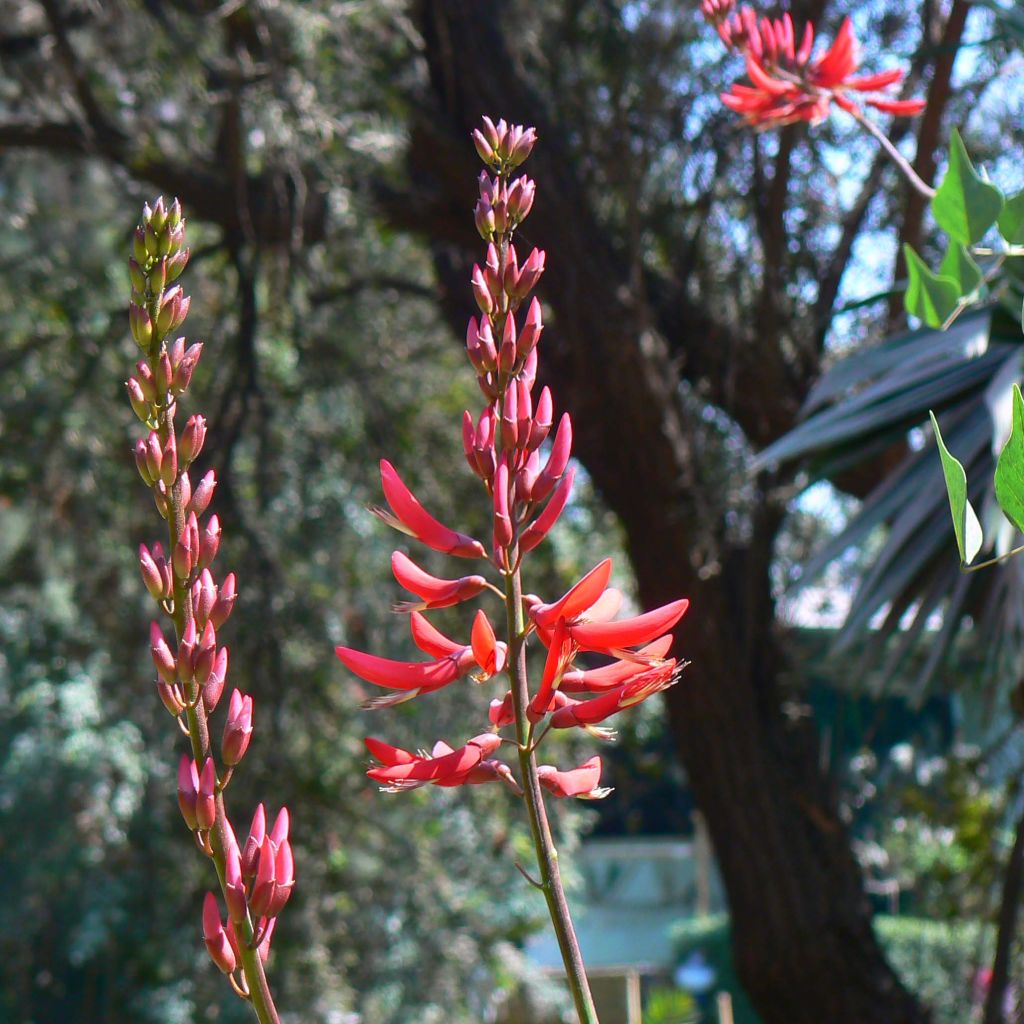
[126,198,288,1017]
[701,1,925,127]
[334,117,690,807]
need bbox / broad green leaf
[995,383,1024,532]
[930,410,982,564]
[939,243,982,296]
[999,190,1024,245]
[905,245,961,327]
[932,129,1004,245]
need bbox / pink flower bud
[157,351,173,395]
[203,647,229,713]
[172,529,193,582]
[199,515,221,569]
[241,804,267,880]
[194,568,217,626]
[477,320,498,371]
[474,198,495,240]
[489,692,516,727]
[193,621,217,687]
[177,618,197,684]
[153,480,170,519]
[499,315,517,375]
[178,469,192,510]
[516,449,541,502]
[270,807,290,847]
[157,681,185,716]
[471,265,493,316]
[180,415,206,465]
[144,431,163,482]
[513,248,545,298]
[126,378,149,422]
[492,460,513,551]
[189,470,216,516]
[135,360,157,401]
[267,840,294,917]
[196,757,217,831]
[507,176,535,223]
[532,413,573,503]
[150,622,177,685]
[224,830,248,924]
[133,440,155,486]
[472,128,497,166]
[222,689,254,766]
[129,302,153,348]
[159,431,177,488]
[500,382,518,450]
[166,247,189,283]
[518,297,544,359]
[203,892,237,974]
[171,341,203,395]
[210,572,237,629]
[139,544,167,600]
[128,257,146,294]
[508,125,538,167]
[132,226,149,266]
[156,286,190,336]
[177,755,199,829]
[248,836,277,918]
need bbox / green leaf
[939,243,982,296]
[930,411,982,565]
[995,383,1024,533]
[998,189,1024,245]
[932,129,1004,245]
[904,246,961,327]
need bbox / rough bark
[397,2,930,1021]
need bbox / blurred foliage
[642,987,698,1024]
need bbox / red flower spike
[391,551,488,612]
[537,755,612,800]
[202,892,237,974]
[568,598,689,654]
[177,755,199,829]
[520,465,575,553]
[377,460,486,558]
[715,11,925,129]
[196,757,217,831]
[471,610,502,675]
[532,559,614,630]
[550,660,682,728]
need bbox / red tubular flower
[471,609,506,676]
[568,598,689,655]
[390,550,487,612]
[531,559,614,629]
[520,466,576,553]
[202,892,237,974]
[537,756,612,800]
[366,733,503,791]
[560,635,675,693]
[714,12,925,128]
[529,618,574,718]
[375,460,487,558]
[550,661,682,729]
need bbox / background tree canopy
[1,1,1022,1023]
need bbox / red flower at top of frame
[712,10,925,128]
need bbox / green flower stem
[503,565,600,1024]
[147,302,281,1024]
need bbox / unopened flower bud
[128,258,146,295]
[203,893,236,974]
[189,470,216,516]
[176,618,197,684]
[135,360,157,402]
[476,320,498,371]
[144,220,160,259]
[196,757,217,831]
[156,286,190,336]
[150,622,178,685]
[222,689,254,766]
[178,469,192,509]
[210,572,237,628]
[194,568,217,626]
[153,480,170,519]
[134,439,156,486]
[180,415,206,464]
[149,196,167,232]
[507,176,536,223]
[193,621,217,687]
[249,836,277,918]
[513,248,545,298]
[529,386,554,450]
[159,431,177,488]
[474,199,495,240]
[133,227,149,267]
[129,302,153,348]
[157,681,185,716]
[167,198,182,230]
[172,530,194,581]
[165,247,190,283]
[493,460,513,551]
[224,836,248,924]
[518,296,544,359]
[241,804,267,880]
[499,315,517,374]
[267,840,295,917]
[471,265,493,316]
[501,381,518,450]
[199,515,221,569]
[177,755,200,829]
[171,341,203,395]
[139,544,167,600]
[203,647,229,713]
[126,378,150,422]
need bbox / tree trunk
[396,2,930,1020]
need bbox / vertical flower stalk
[126,199,291,1024]
[335,121,690,1023]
